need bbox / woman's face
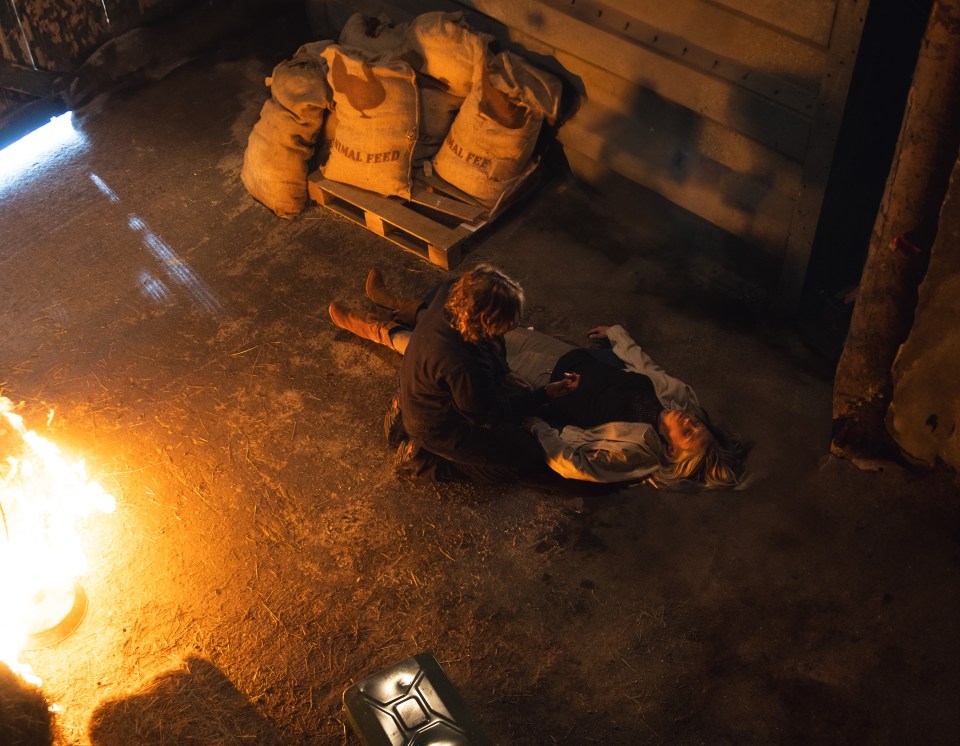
[658,410,711,453]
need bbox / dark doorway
[799,0,935,361]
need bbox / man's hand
[544,372,580,399]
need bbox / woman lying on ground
[503,325,749,489]
[329,269,748,489]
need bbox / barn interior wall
[2,0,905,314]
[317,0,868,307]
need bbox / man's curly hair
[445,264,525,343]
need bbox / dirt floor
[1,11,959,746]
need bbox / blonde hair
[650,416,750,491]
[445,264,524,343]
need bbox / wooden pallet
[307,163,538,270]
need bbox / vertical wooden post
[831,0,960,465]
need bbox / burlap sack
[493,49,564,126]
[339,12,409,56]
[338,12,461,166]
[315,106,338,166]
[432,51,561,205]
[320,45,418,199]
[405,11,492,97]
[414,80,463,166]
[241,44,333,218]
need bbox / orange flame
[0,396,116,683]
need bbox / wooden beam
[0,60,55,97]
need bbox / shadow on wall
[574,80,782,304]
[87,655,284,745]
[596,83,700,185]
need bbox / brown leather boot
[365,268,403,310]
[365,268,424,327]
[328,302,397,349]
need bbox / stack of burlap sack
[241,11,563,219]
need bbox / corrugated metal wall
[343,0,868,305]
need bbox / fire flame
[0,396,116,683]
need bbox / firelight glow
[0,397,115,684]
[0,112,87,192]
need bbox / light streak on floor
[0,113,87,194]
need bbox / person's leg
[328,302,409,350]
[398,428,619,491]
[365,268,432,327]
[395,439,519,484]
[418,423,547,482]
[389,329,411,354]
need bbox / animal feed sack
[414,82,463,166]
[321,45,418,199]
[405,12,492,98]
[241,42,333,219]
[339,12,409,55]
[404,12,492,164]
[433,51,562,206]
[339,11,468,167]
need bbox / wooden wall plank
[537,0,820,114]
[778,0,867,307]
[484,18,804,205]
[463,0,814,157]
[367,0,813,159]
[709,0,839,47]
[0,59,53,95]
[571,48,804,196]
[0,86,33,123]
[564,0,827,95]
[558,100,795,251]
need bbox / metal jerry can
[343,652,492,745]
